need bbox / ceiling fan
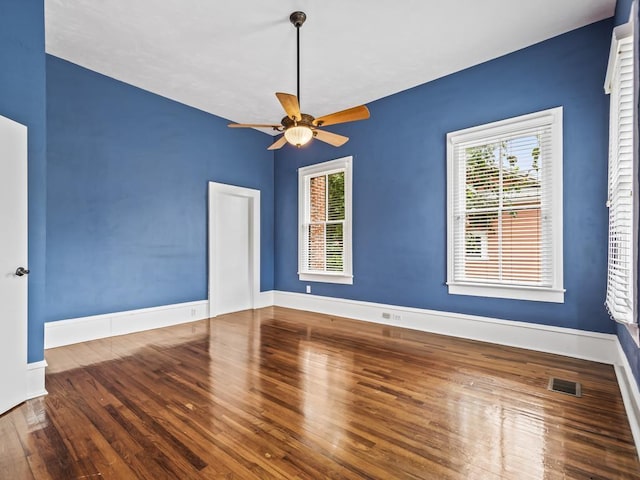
[228,11,370,150]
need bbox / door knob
[15,267,29,276]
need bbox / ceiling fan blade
[267,135,288,150]
[276,92,301,121]
[228,123,281,129]
[314,129,349,147]
[313,105,370,127]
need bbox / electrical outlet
[306,285,311,294]
[190,308,197,317]
[392,314,402,321]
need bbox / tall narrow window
[298,156,353,284]
[447,108,564,303]
[605,21,637,324]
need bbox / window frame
[298,156,353,285]
[446,107,564,303]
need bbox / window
[447,108,564,303]
[604,21,637,324]
[298,156,353,284]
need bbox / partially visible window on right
[605,21,637,325]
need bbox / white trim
[299,273,354,284]
[550,107,564,300]
[605,21,634,94]
[255,290,275,309]
[208,182,261,317]
[44,300,210,349]
[43,291,618,363]
[447,283,565,303]
[298,156,353,285]
[448,110,559,145]
[298,157,351,177]
[272,291,616,364]
[615,339,640,459]
[27,360,47,399]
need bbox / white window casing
[298,156,353,285]
[446,107,564,303]
[604,18,637,325]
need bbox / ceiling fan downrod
[290,11,306,109]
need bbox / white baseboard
[615,340,640,459]
[44,300,210,349]
[27,360,47,399]
[272,291,618,364]
[256,290,275,309]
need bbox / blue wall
[275,19,614,334]
[46,56,274,322]
[615,0,634,25]
[0,0,47,362]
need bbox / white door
[0,115,28,415]
[209,183,260,316]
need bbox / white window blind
[298,157,353,284]
[447,108,563,303]
[303,171,345,272]
[605,29,636,324]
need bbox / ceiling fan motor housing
[282,113,315,130]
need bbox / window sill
[447,282,564,303]
[299,272,353,285]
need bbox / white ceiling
[45,1,616,135]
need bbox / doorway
[208,182,260,316]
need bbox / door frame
[208,182,260,317]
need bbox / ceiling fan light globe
[284,125,313,147]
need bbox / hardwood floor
[1,307,639,479]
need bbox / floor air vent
[548,378,582,397]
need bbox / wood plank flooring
[1,306,639,479]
